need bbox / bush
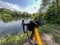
[0,32,28,45]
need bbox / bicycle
[22,18,43,45]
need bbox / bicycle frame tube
[34,27,43,45]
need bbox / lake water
[0,19,30,37]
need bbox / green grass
[39,24,51,34]
[53,33,60,44]
[0,32,28,45]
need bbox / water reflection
[0,19,30,37]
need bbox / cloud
[0,0,40,14]
[0,1,21,11]
[25,5,40,14]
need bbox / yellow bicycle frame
[34,27,43,45]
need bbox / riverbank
[0,24,60,45]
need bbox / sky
[0,0,42,14]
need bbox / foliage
[38,0,60,24]
[0,32,28,45]
[1,14,13,22]
[54,33,60,44]
[0,8,31,22]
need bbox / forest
[0,8,31,22]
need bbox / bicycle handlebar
[22,20,39,32]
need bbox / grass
[53,33,60,44]
[0,32,28,45]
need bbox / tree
[44,0,60,24]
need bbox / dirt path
[41,33,59,45]
[23,33,59,45]
[23,42,31,45]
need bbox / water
[0,19,30,37]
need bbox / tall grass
[0,32,28,45]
